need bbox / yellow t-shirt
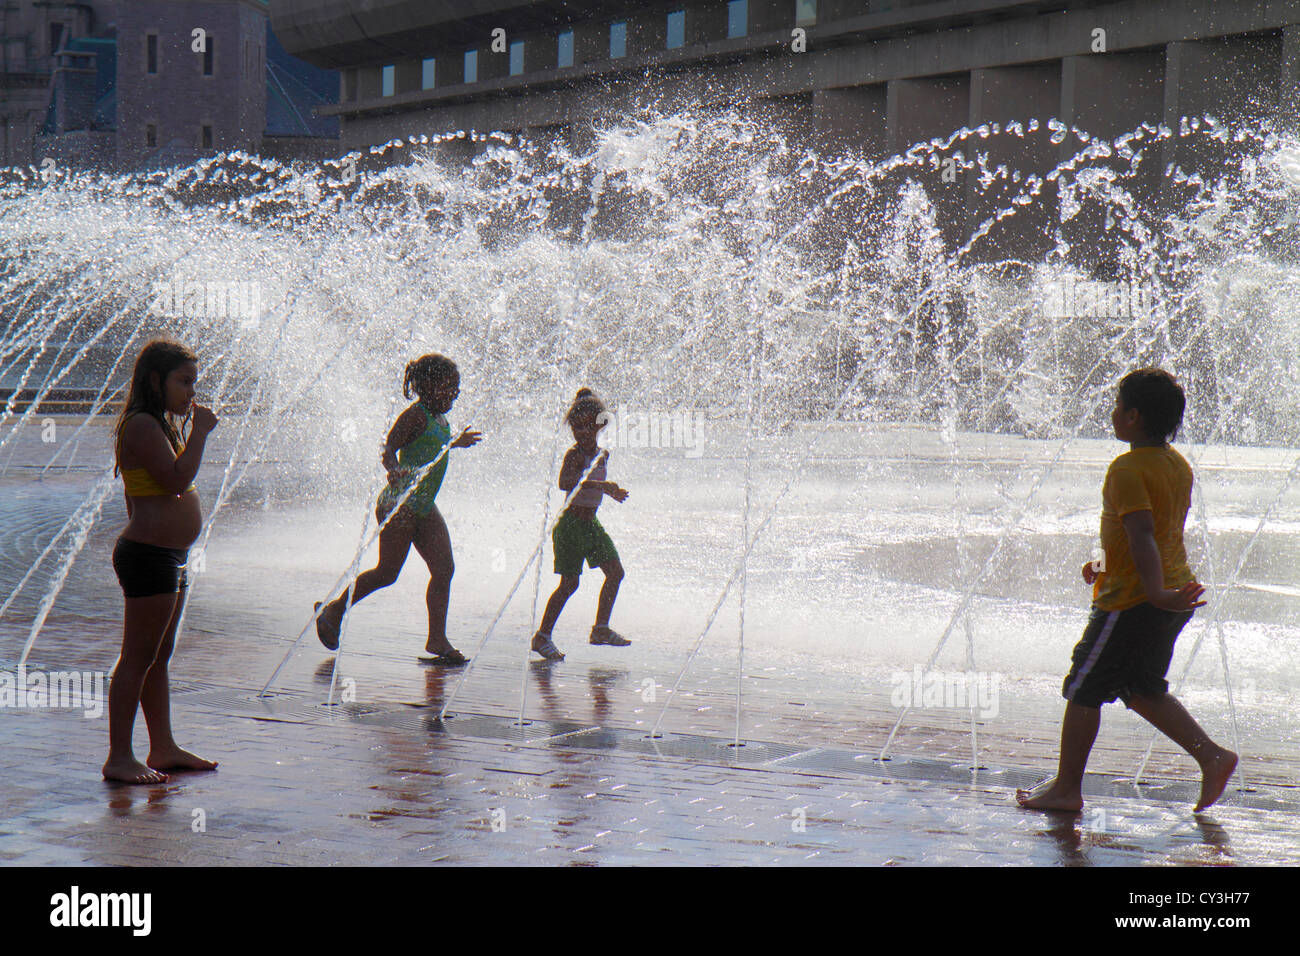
[1093,445,1195,611]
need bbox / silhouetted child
[531,388,630,661]
[107,339,219,784]
[315,354,481,664]
[1017,368,1237,813]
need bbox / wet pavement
[3,621,1298,866]
[3,419,1299,865]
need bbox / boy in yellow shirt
[1017,368,1237,813]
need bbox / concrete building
[269,0,1300,259]
[1,0,102,166]
[4,0,338,171]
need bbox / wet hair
[566,387,606,426]
[1118,367,1185,442]
[113,339,199,475]
[403,353,458,403]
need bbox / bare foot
[1015,777,1083,812]
[1194,749,1238,812]
[315,601,341,651]
[424,637,454,656]
[103,757,168,785]
[147,747,218,772]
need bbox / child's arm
[381,405,426,480]
[451,427,482,449]
[558,449,629,501]
[1121,510,1206,611]
[601,483,630,502]
[557,448,585,493]
[122,407,217,495]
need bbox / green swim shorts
[553,510,619,576]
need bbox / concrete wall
[966,63,1060,260]
[273,0,1300,263]
[887,75,971,248]
[813,85,886,159]
[314,1,1300,144]
[1161,33,1283,197]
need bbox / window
[557,30,574,68]
[422,57,436,90]
[464,49,477,82]
[666,10,685,49]
[49,23,65,54]
[145,124,157,148]
[509,40,524,75]
[201,125,213,148]
[610,21,627,58]
[203,37,214,75]
[381,64,395,96]
[727,1,747,38]
[795,0,817,26]
[146,34,158,74]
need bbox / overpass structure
[270,1,1299,152]
[269,0,1300,256]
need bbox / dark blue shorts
[1062,603,1192,708]
[112,537,189,599]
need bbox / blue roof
[41,35,117,134]
[265,21,339,139]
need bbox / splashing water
[3,110,1300,781]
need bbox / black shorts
[1062,603,1192,708]
[112,537,190,599]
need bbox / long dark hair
[112,339,198,475]
[403,353,458,404]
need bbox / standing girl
[107,339,219,784]
[531,388,631,661]
[315,354,481,664]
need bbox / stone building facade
[4,0,337,172]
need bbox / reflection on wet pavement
[3,425,1299,864]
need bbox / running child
[1017,368,1237,813]
[107,339,220,784]
[314,354,481,664]
[531,388,630,661]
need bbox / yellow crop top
[117,414,196,497]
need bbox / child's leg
[539,576,581,635]
[594,559,624,629]
[1015,701,1100,811]
[139,584,217,771]
[104,593,176,784]
[412,506,455,655]
[322,507,415,624]
[1126,692,1238,810]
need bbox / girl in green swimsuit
[315,354,482,664]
